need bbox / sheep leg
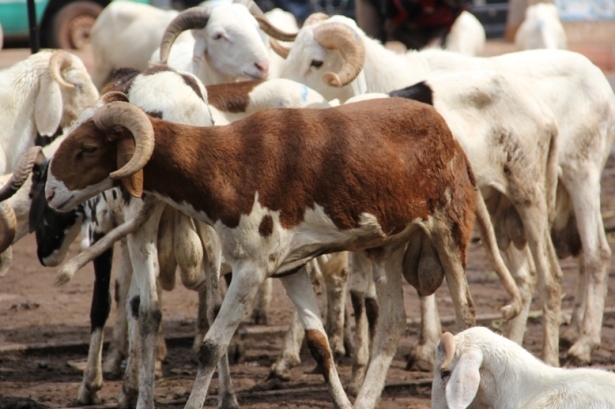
[565,176,611,364]
[77,242,114,405]
[354,248,406,409]
[516,203,563,367]
[118,275,141,409]
[251,278,272,325]
[119,201,165,409]
[561,255,586,345]
[267,258,329,381]
[406,294,441,372]
[103,240,131,380]
[184,263,265,409]
[346,252,372,396]
[279,267,352,409]
[269,311,304,381]
[432,223,476,331]
[321,252,349,359]
[155,284,167,379]
[502,245,536,345]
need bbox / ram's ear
[445,349,483,409]
[116,137,143,198]
[35,74,63,137]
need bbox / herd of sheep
[1,0,614,408]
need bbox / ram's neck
[362,38,430,94]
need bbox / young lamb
[0,49,98,173]
[276,14,615,366]
[45,94,483,409]
[432,326,615,409]
[514,3,567,50]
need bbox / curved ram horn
[303,12,329,27]
[440,332,456,370]
[49,50,76,89]
[313,22,366,87]
[0,202,16,254]
[233,0,298,41]
[93,101,155,180]
[269,38,291,58]
[159,7,213,64]
[0,146,45,202]
[255,16,298,41]
[101,91,130,104]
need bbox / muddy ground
[0,48,615,409]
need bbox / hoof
[76,384,102,406]
[218,392,239,409]
[267,362,292,382]
[117,390,138,409]
[559,325,579,348]
[405,344,435,372]
[566,339,595,366]
[346,376,363,397]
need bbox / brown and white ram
[44,95,507,409]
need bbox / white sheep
[277,15,615,366]
[0,49,98,174]
[515,3,567,50]
[89,2,180,88]
[432,327,615,409]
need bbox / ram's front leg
[122,200,165,409]
[185,262,266,409]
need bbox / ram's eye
[212,33,223,40]
[310,59,323,68]
[82,146,97,154]
[441,370,451,380]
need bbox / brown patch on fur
[180,73,205,101]
[258,215,273,237]
[50,98,477,255]
[142,64,175,76]
[305,329,332,382]
[101,68,140,94]
[206,80,265,113]
[147,111,163,119]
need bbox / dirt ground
[0,46,615,409]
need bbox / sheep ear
[116,138,143,198]
[445,349,483,409]
[35,74,63,137]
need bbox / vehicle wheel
[48,1,102,50]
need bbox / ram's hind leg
[565,173,611,364]
[280,267,352,409]
[354,247,406,409]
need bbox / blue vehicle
[0,0,149,49]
